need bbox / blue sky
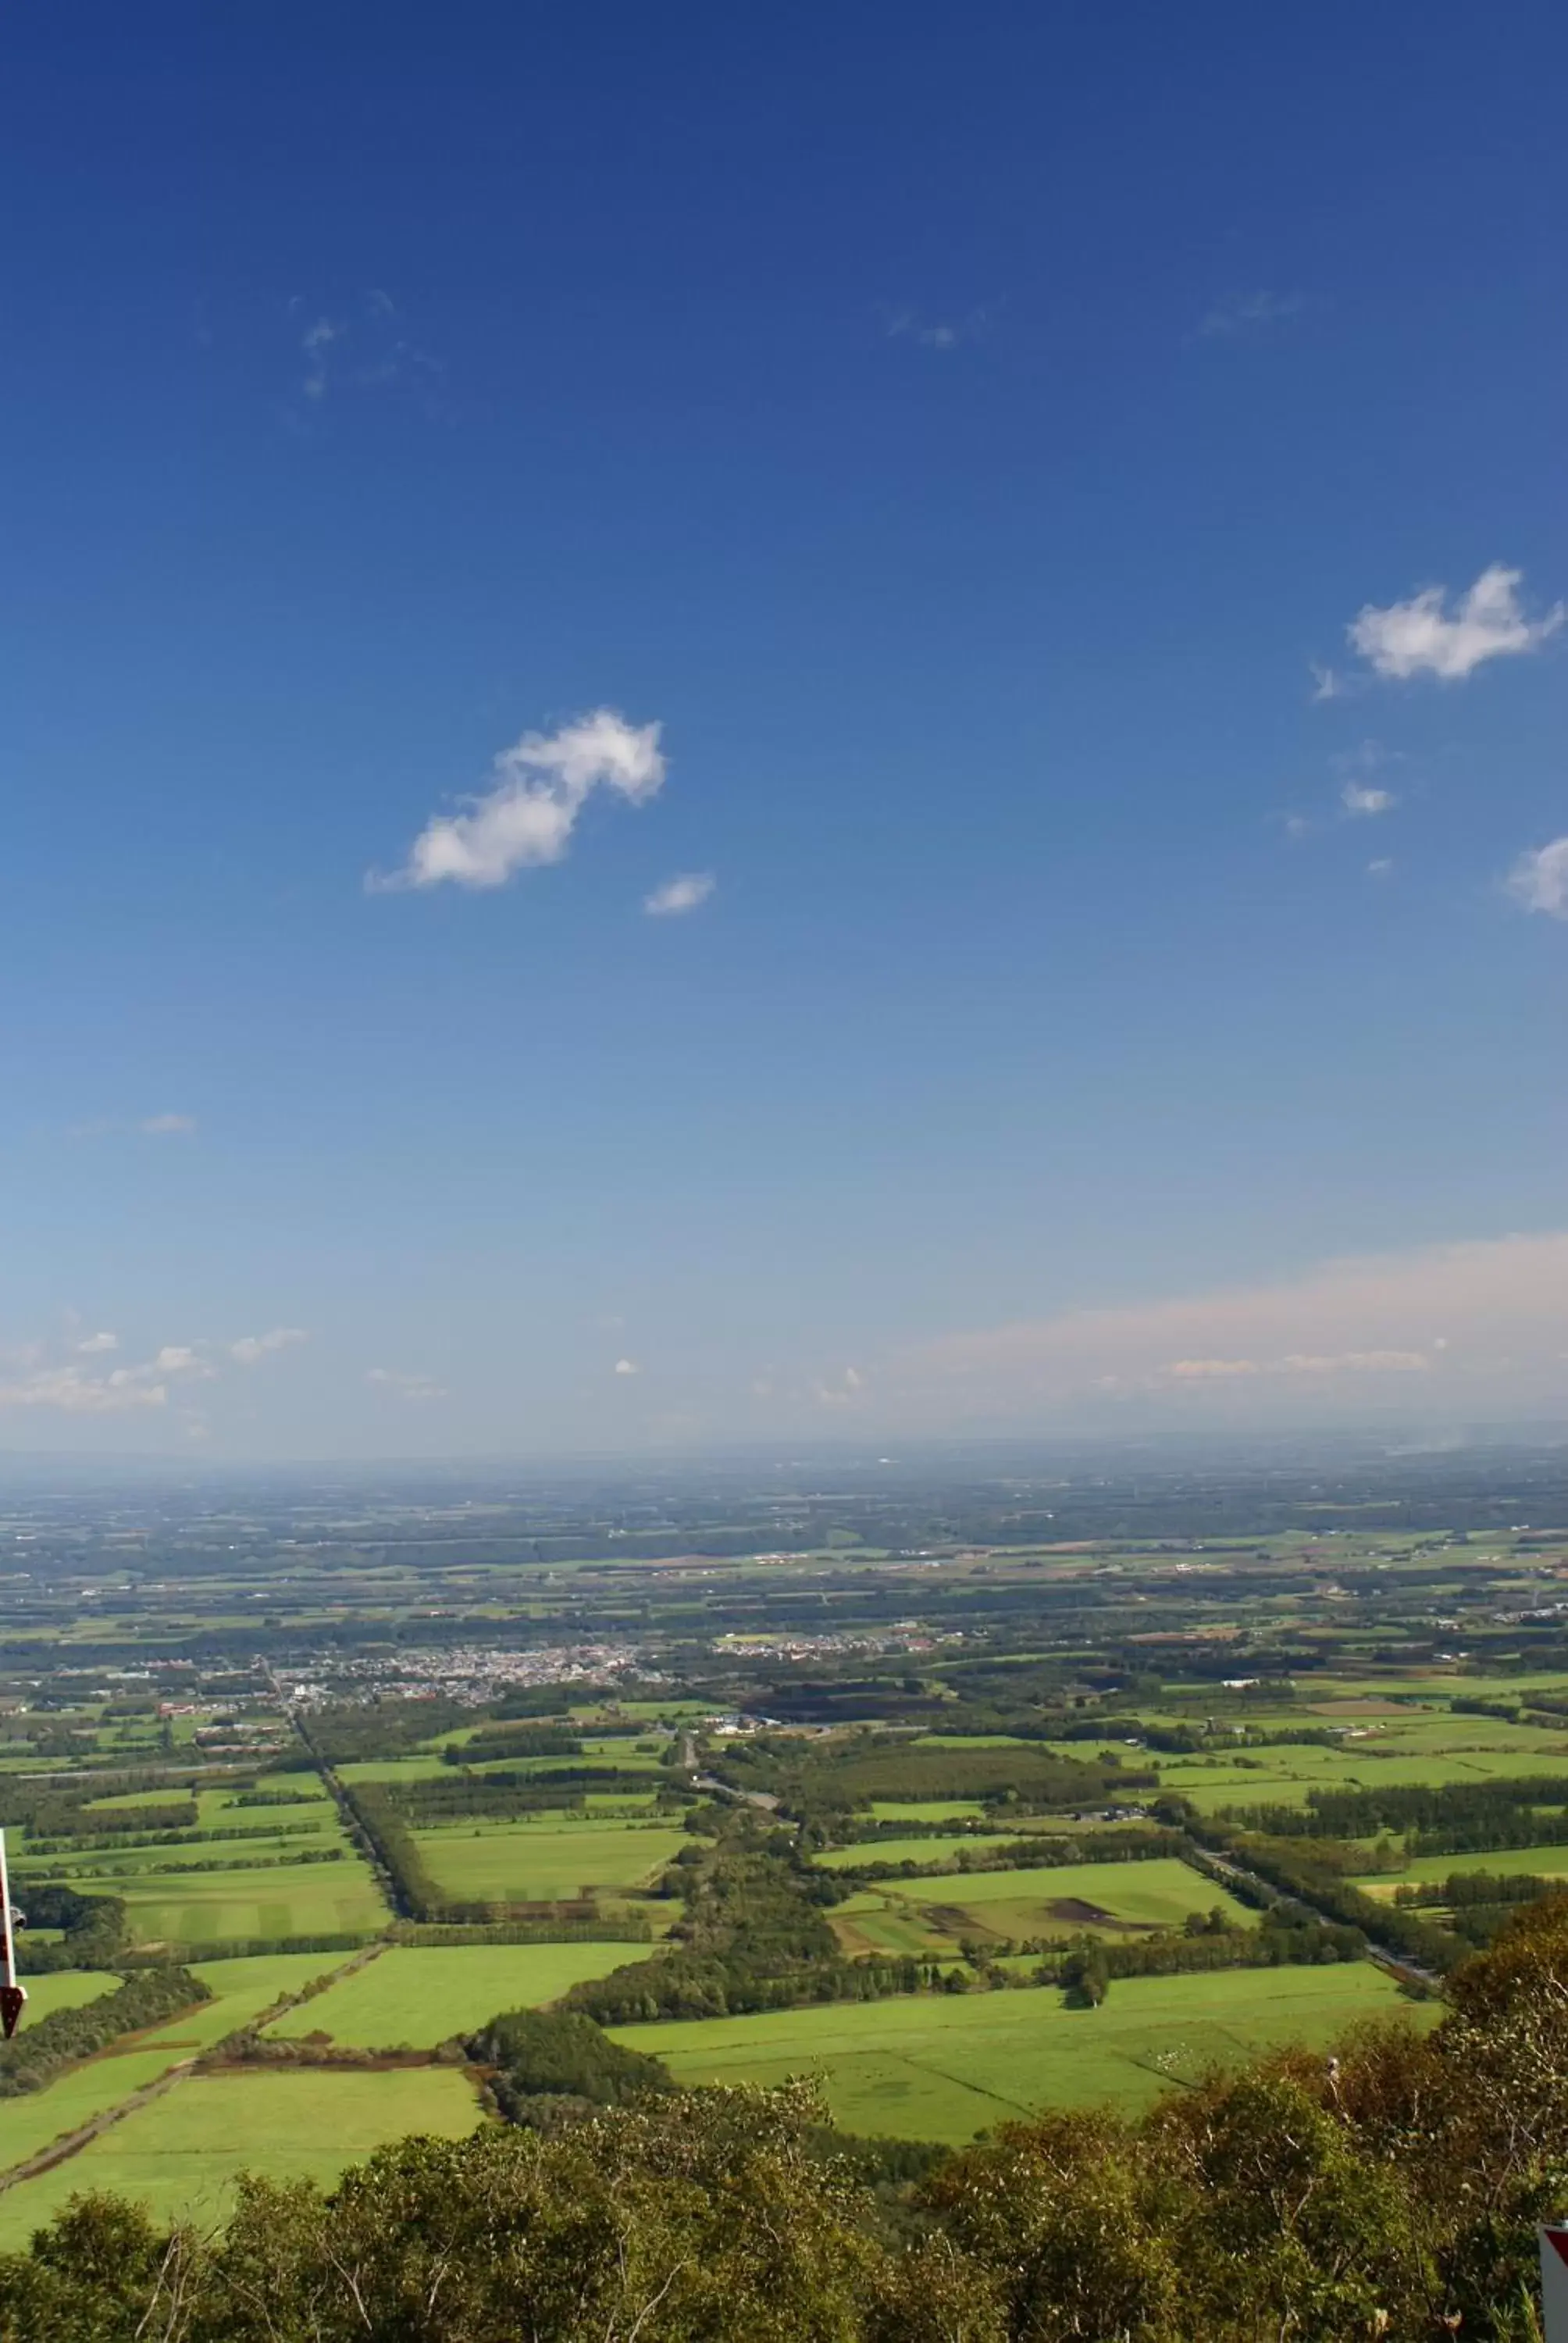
[4,2,1566,1454]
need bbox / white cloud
[1309,662,1344,704]
[140,1113,197,1136]
[613,1357,640,1377]
[1198,289,1305,339]
[301,315,342,399]
[900,1230,1568,1418]
[1506,836,1568,919]
[0,1338,212,1415]
[1367,858,1394,879]
[879,303,993,351]
[374,710,666,892]
[230,1327,308,1365]
[1349,565,1564,683]
[1342,780,1396,817]
[0,1364,169,1415]
[366,1367,446,1401]
[643,871,715,918]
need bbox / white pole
[0,1826,25,2038]
[1541,2226,1568,2343]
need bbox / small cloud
[300,315,342,400]
[814,1365,867,1407]
[289,292,444,415]
[140,1113,197,1136]
[1342,780,1397,817]
[643,871,715,918]
[366,1367,446,1401]
[1283,814,1312,843]
[1505,836,1568,919]
[1163,1357,1260,1380]
[372,709,665,893]
[148,1345,216,1379]
[613,1357,640,1377]
[1198,289,1305,339]
[1349,564,1564,683]
[230,1327,308,1366]
[77,1332,118,1355]
[1309,662,1345,703]
[878,301,994,351]
[1367,858,1395,879]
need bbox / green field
[0,1954,342,2177]
[612,1964,1423,2140]
[265,1942,640,2046]
[9,1971,120,2022]
[1353,1842,1568,1897]
[815,1835,999,1870]
[829,1857,1252,1952]
[0,2068,484,2246]
[412,1818,686,1904]
[39,1859,390,1947]
[868,1801,986,1822]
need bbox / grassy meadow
[611,1963,1425,2141]
[0,2068,484,2247]
[827,1856,1252,1954]
[265,1942,639,2046]
[411,1816,686,1905]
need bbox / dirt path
[0,2057,199,2193]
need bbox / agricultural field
[411,1817,686,1906]
[9,1970,119,2023]
[38,1856,389,1949]
[0,2068,484,2246]
[1352,1842,1568,1897]
[0,1954,344,2176]
[827,1859,1253,1954]
[611,1963,1424,2141]
[265,1942,641,2046]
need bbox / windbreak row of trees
[1222,1777,1568,1852]
[0,1967,208,2096]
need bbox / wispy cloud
[1342,780,1396,817]
[613,1357,640,1377]
[140,1112,197,1136]
[300,315,344,401]
[878,302,994,351]
[366,1367,446,1401]
[1367,858,1394,879]
[289,291,444,415]
[77,1332,118,1355]
[372,710,666,893]
[1197,289,1305,339]
[1349,564,1564,683]
[230,1327,308,1365]
[1309,662,1345,704]
[1505,837,1568,919]
[899,1229,1568,1418]
[643,871,715,918]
